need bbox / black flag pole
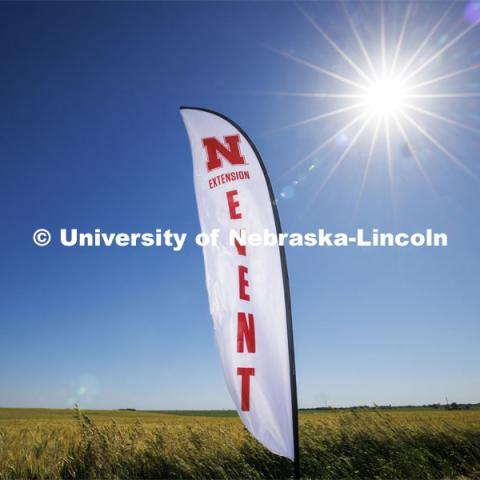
[181,107,300,478]
[252,138,300,480]
[252,137,300,477]
[279,245,300,479]
[276,220,300,480]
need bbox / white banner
[181,107,297,461]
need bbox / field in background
[0,407,479,479]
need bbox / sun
[364,76,407,118]
[267,1,479,198]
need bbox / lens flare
[266,1,480,202]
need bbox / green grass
[0,407,479,479]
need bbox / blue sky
[0,1,479,409]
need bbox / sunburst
[266,1,480,202]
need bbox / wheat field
[0,407,479,479]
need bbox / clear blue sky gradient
[1,2,479,409]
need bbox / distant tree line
[300,402,480,412]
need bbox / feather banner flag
[180,107,299,466]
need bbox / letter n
[202,135,246,172]
[237,312,255,353]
